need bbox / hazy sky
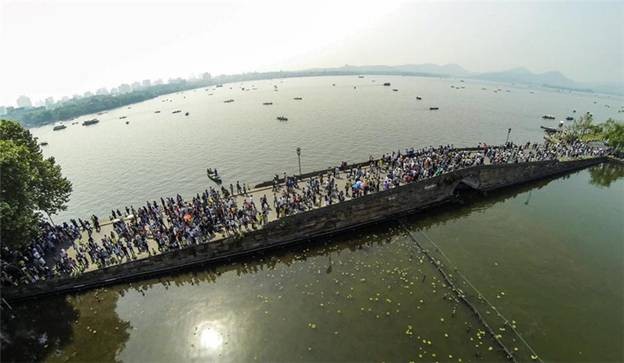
[1,0,622,106]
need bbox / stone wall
[4,157,607,302]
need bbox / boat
[358,75,364,78]
[125,121,130,125]
[119,116,127,119]
[416,96,422,100]
[383,82,391,86]
[216,84,223,88]
[429,107,439,111]
[263,102,273,105]
[293,97,303,100]
[224,99,235,103]
[542,115,556,120]
[392,89,398,92]
[172,110,182,114]
[154,110,161,113]
[185,112,189,116]
[82,119,99,126]
[540,126,558,133]
[39,141,48,146]
[566,116,574,121]
[206,168,222,184]
[52,123,67,131]
[277,116,288,121]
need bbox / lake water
[4,76,623,362]
[28,75,622,222]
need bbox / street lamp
[505,128,512,144]
[296,147,302,175]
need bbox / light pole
[296,147,302,175]
[505,128,512,144]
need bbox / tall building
[45,97,55,108]
[16,95,32,108]
[118,84,131,94]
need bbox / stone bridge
[3,156,608,302]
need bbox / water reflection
[589,162,624,188]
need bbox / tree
[0,120,72,248]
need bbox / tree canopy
[0,120,72,248]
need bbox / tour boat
[566,116,574,121]
[277,116,288,121]
[263,102,273,105]
[52,123,67,131]
[293,97,303,100]
[429,107,439,111]
[82,119,99,126]
[224,99,235,103]
[119,116,127,119]
[392,89,398,92]
[172,110,182,114]
[416,96,422,100]
[154,110,161,113]
[542,115,556,120]
[383,82,391,86]
[40,141,48,146]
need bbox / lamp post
[505,128,512,144]
[296,147,302,175]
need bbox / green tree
[0,120,72,248]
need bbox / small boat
[216,84,223,88]
[263,102,273,105]
[82,119,99,126]
[566,116,574,121]
[224,99,235,103]
[429,107,439,111]
[293,97,303,100]
[358,75,364,78]
[540,126,558,133]
[383,82,391,86]
[542,115,556,120]
[119,116,127,119]
[125,121,130,125]
[71,121,78,125]
[40,141,48,146]
[392,89,398,92]
[154,110,161,113]
[416,96,422,100]
[207,168,222,184]
[332,83,336,86]
[53,123,67,131]
[185,112,189,116]
[172,110,182,114]
[277,116,288,121]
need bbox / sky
[1,0,623,106]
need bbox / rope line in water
[415,228,543,363]
[399,221,543,362]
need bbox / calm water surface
[5,76,623,362]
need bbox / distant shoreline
[5,68,622,129]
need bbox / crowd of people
[1,140,609,286]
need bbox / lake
[4,75,623,362]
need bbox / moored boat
[82,119,99,126]
[172,110,182,114]
[277,116,288,121]
[383,82,391,86]
[293,97,303,100]
[224,99,235,103]
[429,107,439,111]
[52,123,67,131]
[263,102,273,105]
[542,115,556,120]
[206,168,222,184]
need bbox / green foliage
[567,115,624,150]
[4,82,202,127]
[0,120,72,248]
